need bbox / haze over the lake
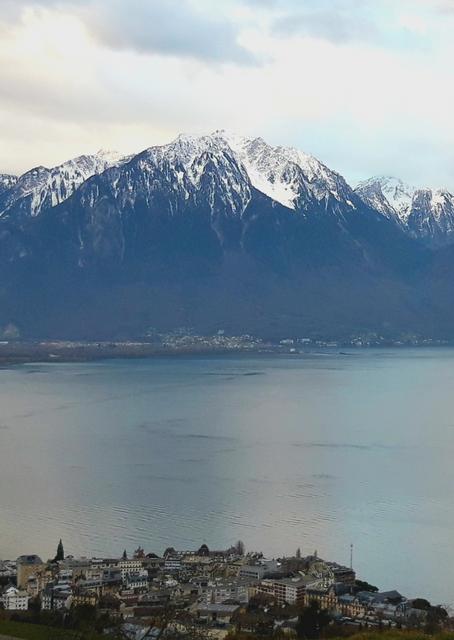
[1,350,453,605]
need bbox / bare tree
[234,540,245,556]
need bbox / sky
[1,0,454,189]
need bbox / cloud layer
[1,0,454,191]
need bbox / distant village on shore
[0,541,450,639]
[0,328,450,368]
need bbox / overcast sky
[1,0,454,189]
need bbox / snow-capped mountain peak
[355,176,415,223]
[5,131,454,248]
[141,133,236,171]
[94,149,125,165]
[212,130,357,212]
[408,187,454,245]
[90,132,253,220]
[0,174,17,197]
[356,176,454,246]
[0,150,125,219]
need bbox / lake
[0,349,453,605]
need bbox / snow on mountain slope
[212,130,358,213]
[0,132,363,226]
[356,176,454,246]
[6,132,454,248]
[355,176,414,223]
[0,174,17,197]
[408,188,454,246]
[0,149,125,219]
[104,133,253,218]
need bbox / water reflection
[0,351,453,604]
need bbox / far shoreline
[0,338,452,368]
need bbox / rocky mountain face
[0,174,18,197]
[356,176,454,247]
[407,188,454,246]
[0,133,453,340]
[214,130,359,214]
[0,150,124,222]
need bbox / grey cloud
[83,0,256,64]
[2,0,256,65]
[435,0,454,13]
[273,3,380,44]
[240,0,432,48]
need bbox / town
[0,330,449,368]
[0,542,449,639]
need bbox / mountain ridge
[0,131,452,340]
[355,175,454,247]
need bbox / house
[337,593,368,618]
[304,586,338,611]
[124,570,149,591]
[1,585,29,610]
[357,590,404,606]
[41,584,72,611]
[196,603,240,624]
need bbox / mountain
[0,174,17,196]
[355,176,414,224]
[356,176,454,247]
[0,132,452,341]
[13,132,419,276]
[407,188,454,247]
[0,149,125,222]
[215,130,362,215]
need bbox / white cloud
[1,0,454,191]
[2,0,256,63]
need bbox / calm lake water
[1,349,454,605]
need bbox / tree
[54,539,64,562]
[296,547,302,559]
[412,598,431,610]
[296,601,331,639]
[354,579,378,593]
[425,605,448,634]
[234,540,245,556]
[122,549,127,560]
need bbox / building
[238,565,266,581]
[196,603,240,624]
[164,556,182,572]
[304,587,338,611]
[118,558,143,579]
[72,589,98,607]
[26,566,54,598]
[1,585,29,610]
[337,593,368,618]
[204,577,251,604]
[257,576,315,606]
[41,584,72,611]
[0,560,17,580]
[16,554,44,589]
[124,570,149,591]
[60,557,91,579]
[327,563,356,586]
